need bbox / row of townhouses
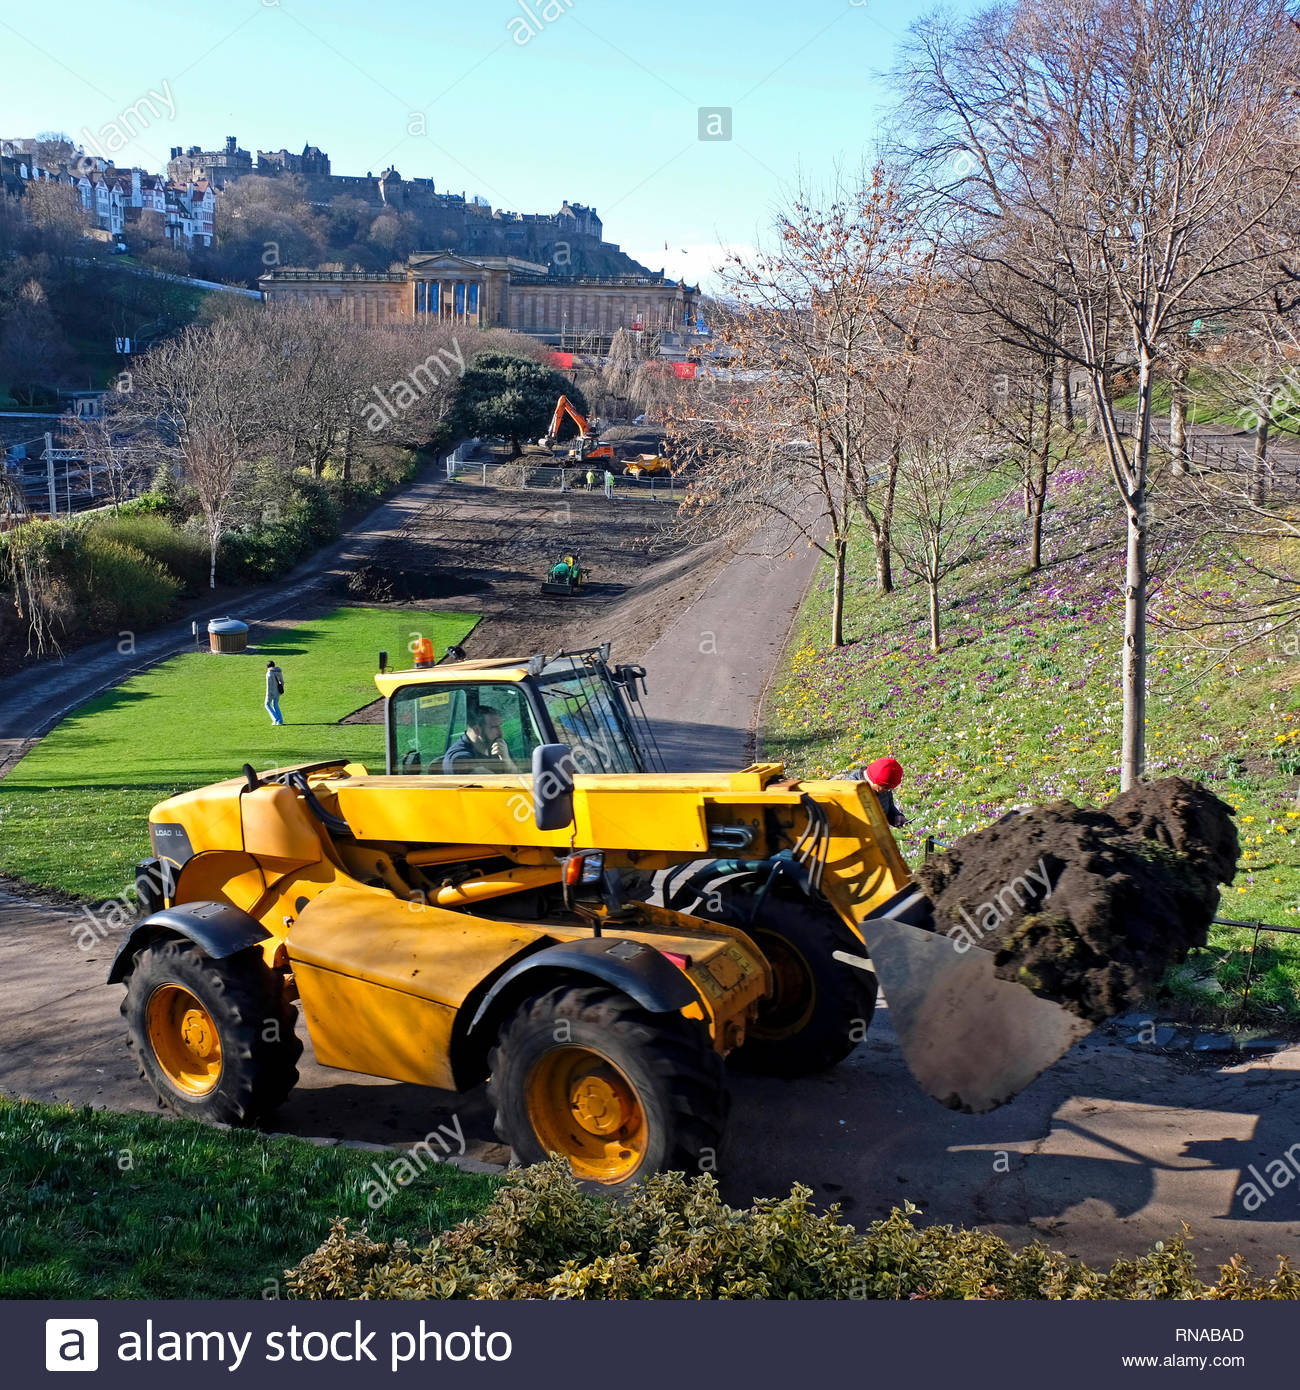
[1,139,214,248]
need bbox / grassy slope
[1114,370,1300,438]
[0,1097,498,1299]
[0,607,477,899]
[767,462,1300,1019]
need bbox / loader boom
[544,394,594,442]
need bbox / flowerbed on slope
[768,464,1300,1017]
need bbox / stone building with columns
[259,250,699,346]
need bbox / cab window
[389,683,544,775]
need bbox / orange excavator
[539,395,615,465]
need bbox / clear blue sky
[0,0,973,286]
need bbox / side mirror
[532,743,575,831]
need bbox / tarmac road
[641,531,823,771]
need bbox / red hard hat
[866,756,903,790]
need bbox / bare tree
[602,327,642,415]
[894,0,1300,787]
[849,235,946,593]
[128,319,270,587]
[892,336,998,650]
[980,329,1083,569]
[62,410,147,514]
[1,512,68,659]
[670,166,923,647]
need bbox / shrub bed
[3,449,422,664]
[77,530,182,629]
[89,513,210,594]
[0,519,181,650]
[287,1160,1299,1301]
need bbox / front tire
[122,937,302,1125]
[698,891,877,1077]
[488,984,727,1188]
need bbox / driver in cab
[442,706,520,774]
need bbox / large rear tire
[698,891,877,1077]
[488,984,727,1189]
[122,937,302,1125]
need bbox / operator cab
[377,646,663,777]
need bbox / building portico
[260,250,700,346]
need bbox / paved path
[0,462,449,768]
[641,535,822,771]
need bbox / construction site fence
[445,455,681,502]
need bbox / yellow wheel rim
[526,1046,647,1182]
[146,984,223,1097]
[750,931,817,1042]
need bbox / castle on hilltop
[166,136,632,278]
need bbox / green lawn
[0,1096,499,1299]
[767,461,1300,1020]
[0,607,477,899]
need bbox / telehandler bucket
[850,886,1092,1113]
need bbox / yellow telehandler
[112,645,1088,1187]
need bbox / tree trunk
[209,530,218,590]
[1169,361,1189,475]
[872,446,900,595]
[1120,354,1154,790]
[1060,358,1074,432]
[1085,363,1107,439]
[928,578,941,652]
[1028,496,1044,571]
[1028,362,1053,571]
[1120,497,1147,789]
[830,537,847,648]
[875,533,893,595]
[1251,397,1271,506]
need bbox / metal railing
[1210,916,1300,1003]
[1112,409,1300,487]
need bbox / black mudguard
[452,936,700,1088]
[107,901,271,984]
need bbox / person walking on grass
[265,659,285,726]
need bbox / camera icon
[46,1319,99,1372]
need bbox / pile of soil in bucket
[914,777,1239,1023]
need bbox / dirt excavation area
[917,777,1241,1022]
[345,485,725,664]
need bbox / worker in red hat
[863,756,908,828]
